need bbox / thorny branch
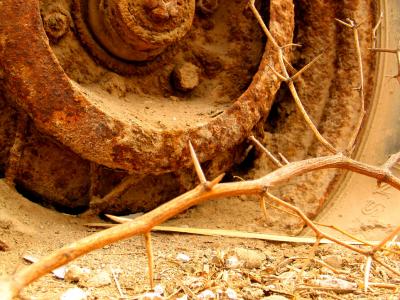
[249,0,337,154]
[2,148,400,299]
[370,39,400,84]
[335,18,366,153]
[1,3,399,299]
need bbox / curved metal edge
[0,0,294,173]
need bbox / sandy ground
[1,180,399,299]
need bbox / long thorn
[188,141,207,185]
[291,53,324,81]
[207,173,225,189]
[249,136,283,168]
[260,196,268,220]
[363,256,372,292]
[144,232,154,289]
[369,48,397,53]
[278,153,290,165]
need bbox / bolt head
[143,0,160,10]
[43,11,70,41]
[149,5,170,22]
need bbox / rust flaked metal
[0,0,294,175]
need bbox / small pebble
[262,295,289,300]
[324,255,343,268]
[64,265,91,283]
[241,287,264,299]
[262,295,288,300]
[172,62,200,92]
[154,284,165,295]
[60,287,88,300]
[82,270,112,287]
[225,255,240,269]
[176,253,190,263]
[197,289,216,299]
[311,275,357,290]
[139,292,164,300]
[235,248,266,269]
[225,288,238,299]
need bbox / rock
[60,287,88,300]
[225,255,240,269]
[172,62,200,92]
[197,289,216,299]
[0,239,10,251]
[278,271,297,286]
[81,270,112,287]
[324,255,343,268]
[235,248,266,269]
[139,292,164,300]
[154,284,165,295]
[176,253,190,263]
[310,275,357,290]
[262,295,289,300]
[225,288,238,299]
[64,265,91,283]
[183,276,204,289]
[241,287,264,299]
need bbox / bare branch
[249,135,283,168]
[248,0,279,50]
[3,151,400,298]
[336,18,366,153]
[287,82,337,153]
[250,1,337,153]
[86,174,144,215]
[370,40,400,84]
[372,12,383,48]
[372,224,400,254]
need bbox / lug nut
[43,11,70,41]
[149,4,170,22]
[172,62,201,92]
[145,0,180,23]
[143,0,160,10]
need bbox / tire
[307,0,400,240]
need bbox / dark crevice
[14,182,89,215]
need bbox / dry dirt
[1,0,400,299]
[1,180,399,299]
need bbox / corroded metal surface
[0,0,294,211]
[0,0,294,174]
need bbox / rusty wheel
[0,0,381,223]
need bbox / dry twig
[1,5,399,299]
[335,18,366,153]
[2,144,400,298]
[249,0,337,154]
[370,40,400,84]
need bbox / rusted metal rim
[0,0,294,174]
